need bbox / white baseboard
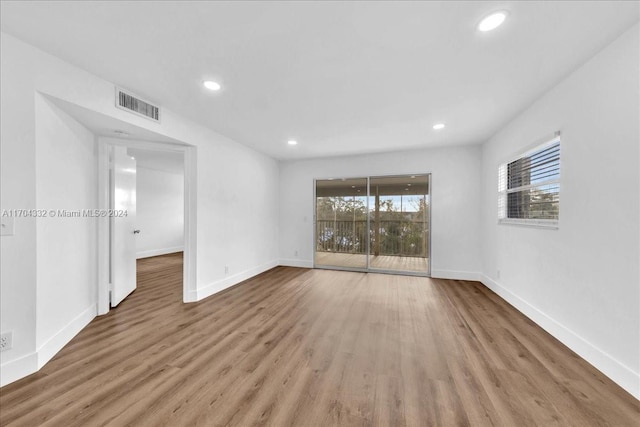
[0,351,38,388]
[277,263,478,279]
[136,246,184,259]
[184,289,198,303]
[0,303,96,387]
[279,259,314,269]
[196,260,279,301]
[431,269,482,281]
[37,304,96,369]
[480,274,640,400]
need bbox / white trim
[186,289,198,303]
[504,179,560,194]
[431,269,482,281]
[498,218,559,229]
[136,246,184,259]
[196,260,279,301]
[480,274,640,400]
[312,179,317,269]
[97,141,110,315]
[183,145,197,303]
[279,259,314,269]
[37,304,96,369]
[0,352,38,387]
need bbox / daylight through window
[498,133,560,227]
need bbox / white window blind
[498,133,560,228]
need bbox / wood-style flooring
[315,252,429,272]
[0,253,638,426]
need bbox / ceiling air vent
[115,88,160,122]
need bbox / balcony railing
[316,220,429,257]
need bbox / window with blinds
[498,133,560,228]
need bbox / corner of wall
[279,259,314,269]
[0,352,38,388]
[430,270,482,282]
[1,303,96,388]
[479,274,640,400]
[36,304,96,369]
[196,259,279,301]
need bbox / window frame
[497,132,561,229]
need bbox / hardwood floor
[315,252,429,272]
[0,253,637,426]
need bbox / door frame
[313,173,432,277]
[97,137,197,315]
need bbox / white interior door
[110,146,137,307]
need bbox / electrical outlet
[1,216,14,236]
[224,265,229,275]
[0,331,13,352]
[294,250,298,257]
[497,269,501,279]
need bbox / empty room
[0,1,638,426]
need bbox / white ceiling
[1,1,638,160]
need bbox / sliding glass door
[315,178,368,270]
[315,174,430,275]
[368,175,430,274]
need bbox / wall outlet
[0,216,14,236]
[224,265,229,275]
[294,250,298,257]
[0,331,13,352]
[496,269,501,279]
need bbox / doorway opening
[314,174,431,276]
[132,147,185,311]
[98,137,197,314]
[38,94,198,316]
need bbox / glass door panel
[368,175,430,274]
[315,178,368,270]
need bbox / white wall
[0,32,38,383]
[0,32,280,386]
[35,95,98,367]
[279,145,482,279]
[135,165,184,259]
[480,25,639,398]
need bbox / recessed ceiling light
[433,123,445,130]
[287,140,298,146]
[203,80,221,91]
[478,11,508,32]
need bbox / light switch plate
[1,216,14,236]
